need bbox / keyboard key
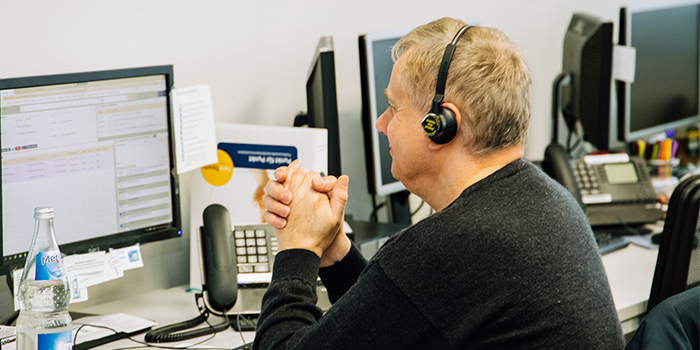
[234,230,245,238]
[255,265,269,272]
[247,247,257,255]
[236,247,247,255]
[258,255,268,262]
[246,238,256,246]
[237,256,247,263]
[235,239,246,247]
[257,238,267,246]
[245,230,255,238]
[248,255,258,263]
[258,247,268,254]
[255,230,266,238]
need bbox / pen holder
[648,158,680,199]
[648,158,680,179]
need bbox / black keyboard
[594,230,630,255]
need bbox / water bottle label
[35,251,65,281]
[37,330,72,350]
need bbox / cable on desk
[144,311,229,343]
[141,292,236,344]
[70,293,256,350]
[73,322,234,350]
[235,314,247,345]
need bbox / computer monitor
[554,13,614,151]
[305,36,342,177]
[0,65,182,275]
[359,28,410,196]
[618,0,700,143]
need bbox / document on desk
[171,84,218,174]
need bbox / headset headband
[430,25,472,114]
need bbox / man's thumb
[330,175,349,219]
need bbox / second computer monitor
[359,28,410,196]
[559,13,614,151]
[306,36,342,178]
[618,0,700,142]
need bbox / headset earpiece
[422,106,457,144]
[423,24,473,144]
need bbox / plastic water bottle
[16,207,73,350]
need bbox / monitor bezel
[0,65,182,276]
[305,36,342,178]
[618,0,700,142]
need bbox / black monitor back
[562,13,613,150]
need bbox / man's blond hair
[392,17,531,155]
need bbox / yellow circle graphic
[201,149,234,186]
[421,114,440,136]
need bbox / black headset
[421,25,473,144]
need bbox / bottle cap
[34,207,55,219]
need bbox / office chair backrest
[647,174,700,312]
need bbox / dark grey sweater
[254,159,625,350]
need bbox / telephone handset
[197,204,282,318]
[542,143,585,210]
[200,204,239,312]
[542,143,663,226]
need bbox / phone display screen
[604,163,639,184]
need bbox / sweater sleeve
[318,242,367,303]
[253,249,448,350]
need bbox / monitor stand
[389,190,412,225]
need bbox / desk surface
[70,240,659,348]
[71,286,254,349]
[602,242,658,335]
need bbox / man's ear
[442,102,461,129]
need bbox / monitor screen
[0,66,182,275]
[306,36,341,178]
[359,28,410,196]
[619,0,700,142]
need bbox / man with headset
[253,17,624,350]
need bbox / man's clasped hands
[262,160,352,268]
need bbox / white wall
[1,0,652,303]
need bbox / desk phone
[571,157,656,205]
[543,144,663,226]
[198,203,340,322]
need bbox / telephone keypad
[233,224,277,274]
[573,162,602,196]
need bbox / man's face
[375,55,429,185]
